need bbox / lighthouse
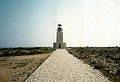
[53,24,66,49]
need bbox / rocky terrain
[67,47,120,82]
[0,47,54,57]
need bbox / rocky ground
[0,47,54,57]
[67,47,120,82]
[25,49,110,82]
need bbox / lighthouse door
[59,44,61,48]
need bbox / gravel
[25,49,111,82]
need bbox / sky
[0,0,120,48]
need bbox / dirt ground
[0,54,50,82]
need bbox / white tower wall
[53,24,66,49]
[57,31,63,43]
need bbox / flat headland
[67,47,120,82]
[0,47,54,82]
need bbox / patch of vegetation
[0,47,54,57]
[67,47,120,82]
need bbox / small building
[53,24,66,49]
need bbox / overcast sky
[0,0,120,48]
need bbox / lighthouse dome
[57,24,63,31]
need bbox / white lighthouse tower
[53,24,66,49]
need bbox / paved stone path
[25,49,111,82]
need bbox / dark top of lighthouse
[57,24,63,32]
